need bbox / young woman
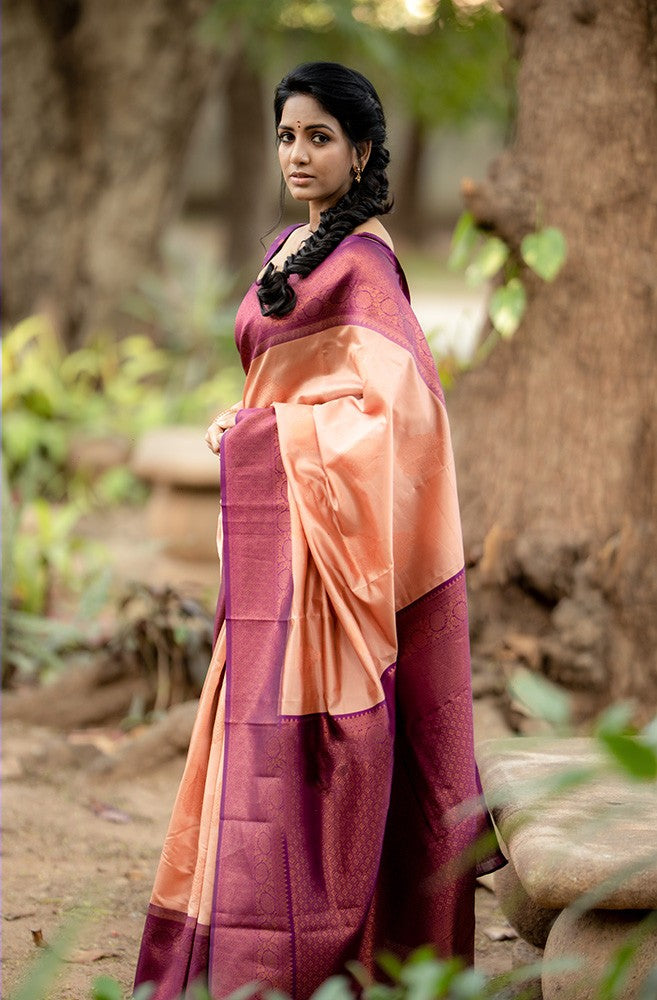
[134,62,504,1000]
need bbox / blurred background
[4,1,657,992]
[4,0,657,736]
[2,0,513,687]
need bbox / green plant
[2,314,243,507]
[448,211,567,357]
[1,457,111,684]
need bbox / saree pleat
[134,228,505,1000]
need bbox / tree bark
[1,0,216,347]
[222,48,269,285]
[450,0,657,703]
[393,118,428,242]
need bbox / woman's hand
[204,401,243,454]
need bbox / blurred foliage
[200,0,511,132]
[2,267,242,680]
[1,457,110,686]
[2,311,242,507]
[447,211,567,352]
[11,930,657,999]
[510,667,657,783]
[106,581,214,720]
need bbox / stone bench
[477,737,657,999]
[131,426,222,563]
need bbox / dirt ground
[2,718,516,1000]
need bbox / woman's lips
[290,173,313,184]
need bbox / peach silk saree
[134,228,505,1000]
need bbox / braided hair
[257,62,393,319]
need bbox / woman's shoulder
[350,218,394,250]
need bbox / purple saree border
[209,407,295,994]
[208,431,234,982]
[279,658,397,722]
[238,237,444,405]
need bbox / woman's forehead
[279,94,341,131]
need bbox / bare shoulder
[351,218,394,251]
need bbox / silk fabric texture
[134,227,504,1000]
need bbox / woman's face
[277,94,358,215]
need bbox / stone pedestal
[477,737,657,997]
[131,426,222,563]
[542,909,657,1000]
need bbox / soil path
[2,720,515,999]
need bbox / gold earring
[354,164,362,183]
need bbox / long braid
[257,63,393,319]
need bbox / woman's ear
[356,139,372,171]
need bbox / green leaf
[641,715,657,749]
[488,278,527,338]
[309,977,354,1000]
[596,702,635,737]
[132,984,155,1000]
[345,961,372,988]
[376,951,403,982]
[466,236,509,286]
[92,975,123,1000]
[364,985,402,1000]
[509,668,572,727]
[450,966,487,998]
[521,227,567,281]
[448,212,479,271]
[599,732,657,781]
[222,983,261,1000]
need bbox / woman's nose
[291,140,310,164]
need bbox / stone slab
[477,737,657,910]
[131,427,221,486]
[543,909,657,1000]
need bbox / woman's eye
[312,133,329,144]
[277,132,293,143]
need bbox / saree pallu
[134,229,505,1000]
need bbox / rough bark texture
[1,0,216,346]
[450,0,657,704]
[222,49,269,285]
[393,118,429,241]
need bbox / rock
[147,482,220,562]
[541,638,607,691]
[476,738,657,910]
[512,937,544,968]
[513,528,587,604]
[88,699,199,779]
[542,909,657,1000]
[510,939,544,999]
[2,662,150,730]
[68,433,132,476]
[495,857,558,948]
[479,523,516,587]
[541,588,610,690]
[474,698,514,745]
[131,427,221,487]
[471,655,506,698]
[504,632,543,671]
[131,427,222,562]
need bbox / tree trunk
[222,48,269,286]
[393,118,428,242]
[450,0,657,706]
[1,0,216,347]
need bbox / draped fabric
[134,227,505,1000]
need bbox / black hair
[256,62,392,319]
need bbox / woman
[134,62,504,1000]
